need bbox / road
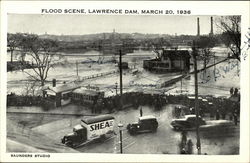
[7,104,239,154]
[63,105,238,154]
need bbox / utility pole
[192,40,201,155]
[181,77,183,93]
[119,49,123,110]
[180,55,183,93]
[76,61,79,77]
[214,52,216,81]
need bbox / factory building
[143,50,191,73]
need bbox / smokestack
[210,17,214,35]
[52,79,56,87]
[197,17,200,36]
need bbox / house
[43,83,80,107]
[143,50,191,73]
[118,62,129,69]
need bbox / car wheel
[152,128,157,132]
[129,129,136,135]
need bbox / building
[43,83,80,107]
[118,62,129,69]
[143,50,191,73]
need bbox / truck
[61,115,115,148]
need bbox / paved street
[7,103,239,154]
[74,105,179,154]
[77,106,239,154]
[27,104,238,154]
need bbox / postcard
[0,1,249,162]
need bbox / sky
[8,14,220,35]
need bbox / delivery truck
[61,115,115,148]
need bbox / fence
[78,70,118,82]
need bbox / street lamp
[118,123,123,154]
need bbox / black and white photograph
[1,1,250,162]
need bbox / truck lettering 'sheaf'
[105,121,110,128]
[90,125,95,131]
[89,121,113,131]
[95,123,100,130]
[80,115,115,140]
[100,122,104,129]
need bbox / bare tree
[7,33,23,63]
[197,36,216,70]
[23,80,38,96]
[216,16,241,61]
[19,34,59,86]
[196,36,216,83]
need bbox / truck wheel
[100,135,106,141]
[65,141,73,147]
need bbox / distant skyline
[8,14,220,36]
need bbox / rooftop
[81,115,115,124]
[162,50,191,59]
[139,115,157,120]
[44,83,80,93]
[73,87,103,96]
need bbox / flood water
[7,48,240,97]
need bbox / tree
[19,34,59,86]
[216,16,241,61]
[196,36,216,70]
[7,33,23,63]
[23,80,38,96]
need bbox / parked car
[127,115,158,135]
[170,115,206,131]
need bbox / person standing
[140,107,143,117]
[187,139,193,154]
[181,131,187,147]
[230,87,234,96]
[216,109,220,120]
[234,88,238,96]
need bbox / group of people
[179,131,193,154]
[230,87,239,96]
[7,93,54,110]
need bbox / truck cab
[61,124,87,147]
[127,115,158,135]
